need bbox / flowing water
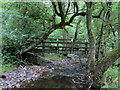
[21,57,88,88]
[22,76,76,88]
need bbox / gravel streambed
[0,55,88,89]
[0,65,54,89]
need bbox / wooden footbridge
[31,38,89,54]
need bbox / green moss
[0,63,17,74]
[67,54,74,56]
[102,66,119,88]
[97,46,119,65]
[43,53,65,60]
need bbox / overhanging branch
[65,2,70,16]
[50,2,104,30]
[51,2,60,17]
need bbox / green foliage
[102,59,119,88]
[0,63,17,74]
[1,2,53,63]
[2,8,46,46]
[1,2,52,45]
[2,50,20,64]
[102,66,118,88]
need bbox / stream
[0,55,88,88]
[21,56,88,88]
[22,76,76,88]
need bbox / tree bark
[86,2,96,70]
[93,44,120,85]
[62,26,68,49]
[96,2,112,61]
[83,45,120,88]
[63,27,67,40]
[73,16,83,43]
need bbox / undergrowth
[0,62,17,74]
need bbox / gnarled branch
[51,2,60,17]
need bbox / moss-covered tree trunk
[86,2,96,70]
[88,45,120,88]
[81,45,120,89]
[94,44,120,77]
[96,2,112,61]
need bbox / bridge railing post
[71,38,74,53]
[85,42,88,54]
[42,40,45,53]
[85,39,89,54]
[57,39,59,53]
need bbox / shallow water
[21,65,86,88]
[22,75,77,88]
[21,57,87,88]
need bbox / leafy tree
[1,2,53,63]
[0,2,119,88]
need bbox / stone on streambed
[80,58,88,64]
[15,84,20,88]
[0,65,54,88]
[0,75,6,79]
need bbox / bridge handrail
[41,41,89,44]
[37,45,88,49]
[47,38,87,41]
[33,38,89,54]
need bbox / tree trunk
[82,45,120,89]
[86,2,96,70]
[92,45,120,87]
[73,16,83,43]
[96,2,112,61]
[63,26,68,48]
[63,27,67,40]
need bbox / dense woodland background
[0,1,120,88]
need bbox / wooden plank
[37,46,88,49]
[30,49,86,54]
[31,49,85,52]
[42,40,45,52]
[85,43,88,54]
[42,41,89,44]
[33,38,86,41]
[57,39,59,53]
[31,38,89,54]
[47,38,86,41]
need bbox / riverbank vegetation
[0,1,119,89]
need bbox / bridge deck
[30,49,87,54]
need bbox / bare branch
[65,2,70,16]
[49,2,104,30]
[93,8,104,18]
[65,12,86,25]
[51,2,60,17]
[74,2,79,13]
[58,2,64,16]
